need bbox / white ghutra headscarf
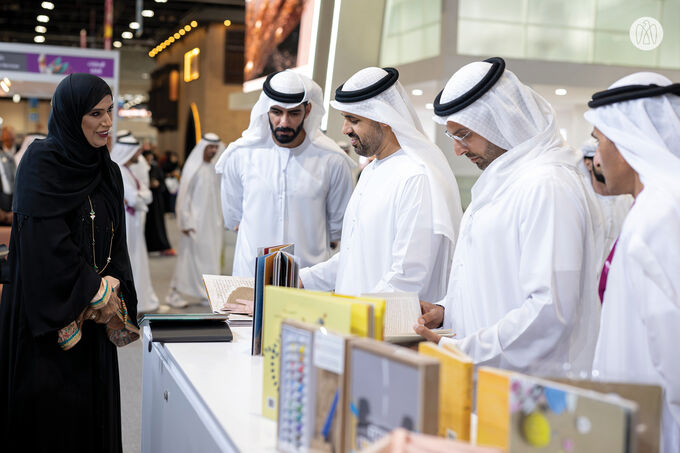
[433,59,584,217]
[215,70,354,174]
[110,135,141,166]
[177,133,224,231]
[331,67,463,245]
[584,72,680,196]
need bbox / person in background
[110,135,159,313]
[162,150,180,214]
[143,150,174,256]
[1,126,17,154]
[13,132,46,166]
[0,127,17,225]
[167,134,225,308]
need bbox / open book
[202,274,254,314]
[363,292,453,343]
[252,244,299,355]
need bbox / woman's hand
[84,291,122,326]
[103,275,121,295]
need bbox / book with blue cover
[251,244,298,355]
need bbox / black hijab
[13,73,124,217]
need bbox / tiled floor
[118,214,237,452]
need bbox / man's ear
[304,102,312,119]
[379,122,392,132]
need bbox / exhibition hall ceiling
[1,0,243,49]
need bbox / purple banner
[22,52,115,78]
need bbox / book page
[202,274,254,313]
[364,292,421,337]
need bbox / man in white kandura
[110,135,159,312]
[216,70,355,277]
[579,139,633,263]
[585,72,680,452]
[299,67,463,301]
[167,134,225,308]
[415,57,604,375]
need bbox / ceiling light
[113,40,122,48]
[41,1,54,10]
[168,37,175,43]
[12,94,21,103]
[179,29,186,35]
[190,20,198,28]
[411,89,423,96]
[142,10,154,17]
[148,51,155,58]
[129,22,140,30]
[184,25,191,32]
[122,31,133,39]
[192,48,199,56]
[35,25,47,33]
[164,39,170,45]
[555,88,567,96]
[34,35,46,43]
[224,19,231,27]
[154,0,167,3]
[37,15,50,23]
[425,103,434,110]
[174,33,180,39]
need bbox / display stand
[140,323,277,452]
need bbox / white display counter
[141,325,277,453]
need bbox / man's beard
[591,167,606,184]
[348,123,383,157]
[269,118,305,144]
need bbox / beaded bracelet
[118,293,128,326]
[90,279,110,309]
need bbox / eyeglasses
[444,129,472,148]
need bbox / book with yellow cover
[261,287,385,420]
[476,367,638,452]
[418,342,473,441]
[332,293,386,341]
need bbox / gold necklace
[87,195,114,274]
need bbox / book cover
[262,287,354,420]
[476,367,638,452]
[418,341,473,441]
[345,338,440,452]
[277,320,354,453]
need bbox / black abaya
[0,74,138,452]
[144,163,172,252]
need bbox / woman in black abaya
[0,73,139,452]
[143,150,174,254]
